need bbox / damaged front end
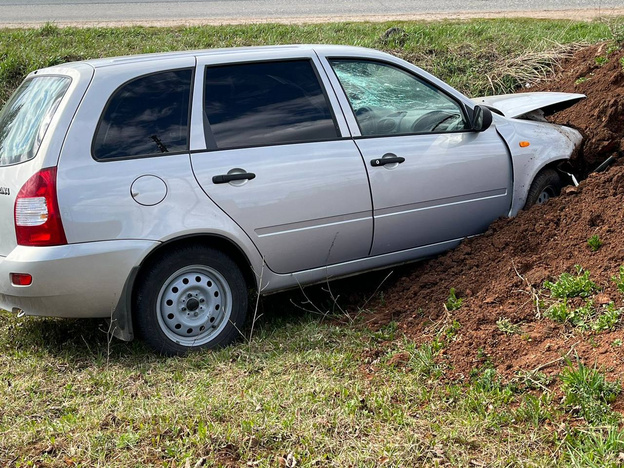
[472,92,586,215]
[473,92,586,120]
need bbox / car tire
[134,246,248,356]
[524,168,562,209]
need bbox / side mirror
[471,105,493,132]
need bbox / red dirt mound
[367,42,624,384]
[370,165,624,382]
[530,43,624,171]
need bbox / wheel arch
[512,159,571,213]
[110,234,258,342]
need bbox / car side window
[92,69,192,160]
[329,59,469,136]
[203,60,339,150]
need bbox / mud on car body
[0,45,583,355]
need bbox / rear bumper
[0,240,157,318]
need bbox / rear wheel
[134,246,248,356]
[524,168,562,208]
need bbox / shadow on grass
[0,264,412,365]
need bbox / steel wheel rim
[156,265,232,347]
[537,186,556,205]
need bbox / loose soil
[333,43,624,388]
[530,42,624,172]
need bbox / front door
[325,58,513,256]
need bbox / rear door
[190,51,373,274]
[323,58,513,256]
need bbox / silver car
[0,45,583,355]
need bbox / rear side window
[203,60,339,150]
[93,69,192,160]
[0,76,71,167]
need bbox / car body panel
[191,141,374,274]
[473,92,586,118]
[314,49,512,255]
[0,240,156,318]
[494,117,582,215]
[353,129,512,255]
[189,50,373,274]
[265,237,464,292]
[54,56,266,316]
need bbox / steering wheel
[411,111,461,133]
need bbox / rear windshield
[0,76,71,167]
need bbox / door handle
[370,155,405,167]
[212,172,256,184]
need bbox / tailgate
[0,66,92,256]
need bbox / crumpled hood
[472,92,586,118]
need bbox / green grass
[444,288,463,311]
[612,266,624,294]
[2,306,623,466]
[544,266,598,299]
[588,234,603,252]
[561,362,621,425]
[0,18,618,104]
[0,311,542,466]
[0,309,602,466]
[543,266,623,331]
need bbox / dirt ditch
[355,43,624,385]
[531,42,624,171]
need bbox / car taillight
[14,167,67,246]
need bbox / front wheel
[524,168,562,209]
[134,246,248,356]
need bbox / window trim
[327,57,474,139]
[199,58,343,153]
[91,67,195,162]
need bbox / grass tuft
[515,393,556,427]
[587,234,603,252]
[496,317,521,334]
[484,43,582,94]
[544,267,622,331]
[565,426,624,467]
[612,265,624,295]
[560,362,621,425]
[444,288,463,311]
[544,266,598,299]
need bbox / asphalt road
[0,0,623,25]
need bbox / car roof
[57,44,380,70]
